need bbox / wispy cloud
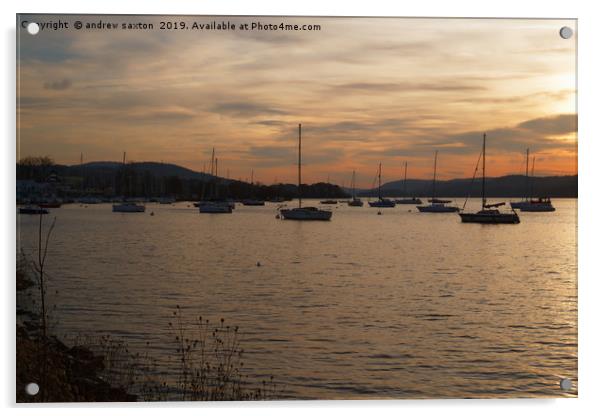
[43,79,72,90]
[16,15,577,184]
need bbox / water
[17,198,578,399]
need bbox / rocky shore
[16,263,136,403]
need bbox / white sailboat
[280,124,333,221]
[510,148,532,210]
[515,156,556,212]
[417,151,459,213]
[395,161,423,205]
[459,134,520,224]
[198,149,232,214]
[113,152,145,213]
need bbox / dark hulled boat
[368,163,395,208]
[280,124,333,221]
[459,134,520,224]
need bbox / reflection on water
[17,198,577,399]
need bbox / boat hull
[395,198,423,205]
[511,200,555,212]
[417,205,459,213]
[280,207,332,221]
[518,205,556,212]
[242,200,265,206]
[19,207,49,215]
[38,202,62,208]
[347,199,363,207]
[368,199,396,208]
[459,212,520,224]
[510,201,528,209]
[112,204,145,213]
[198,202,233,213]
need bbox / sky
[17,15,577,187]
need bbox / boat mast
[403,161,408,198]
[482,133,486,209]
[80,152,84,192]
[352,170,356,199]
[530,156,535,199]
[378,163,382,200]
[122,152,127,198]
[215,157,219,199]
[525,148,530,200]
[432,151,438,200]
[298,123,302,208]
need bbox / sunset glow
[17,16,577,187]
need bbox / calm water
[17,198,577,399]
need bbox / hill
[358,174,577,198]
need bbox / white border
[3,1,600,415]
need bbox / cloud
[43,79,72,90]
[211,101,288,118]
[333,81,486,93]
[517,113,577,135]
[16,15,577,179]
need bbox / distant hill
[358,174,577,198]
[17,159,577,199]
[73,161,213,181]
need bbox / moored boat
[394,162,423,205]
[417,151,459,213]
[112,152,145,213]
[459,133,520,224]
[417,199,459,213]
[280,206,332,220]
[368,163,395,208]
[198,148,233,214]
[38,200,62,208]
[19,206,49,215]
[347,170,363,207]
[280,124,333,221]
[242,199,265,206]
[198,201,233,213]
[519,197,556,212]
[112,202,146,213]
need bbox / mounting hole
[560,378,572,391]
[25,382,40,396]
[26,22,40,35]
[559,26,573,39]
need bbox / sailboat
[368,163,396,208]
[242,169,265,206]
[459,134,520,224]
[198,149,233,213]
[113,152,145,213]
[510,148,532,210]
[347,170,363,207]
[19,206,49,215]
[394,161,423,205]
[515,156,556,212]
[417,151,459,213]
[280,124,333,221]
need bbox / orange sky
[17,16,577,187]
